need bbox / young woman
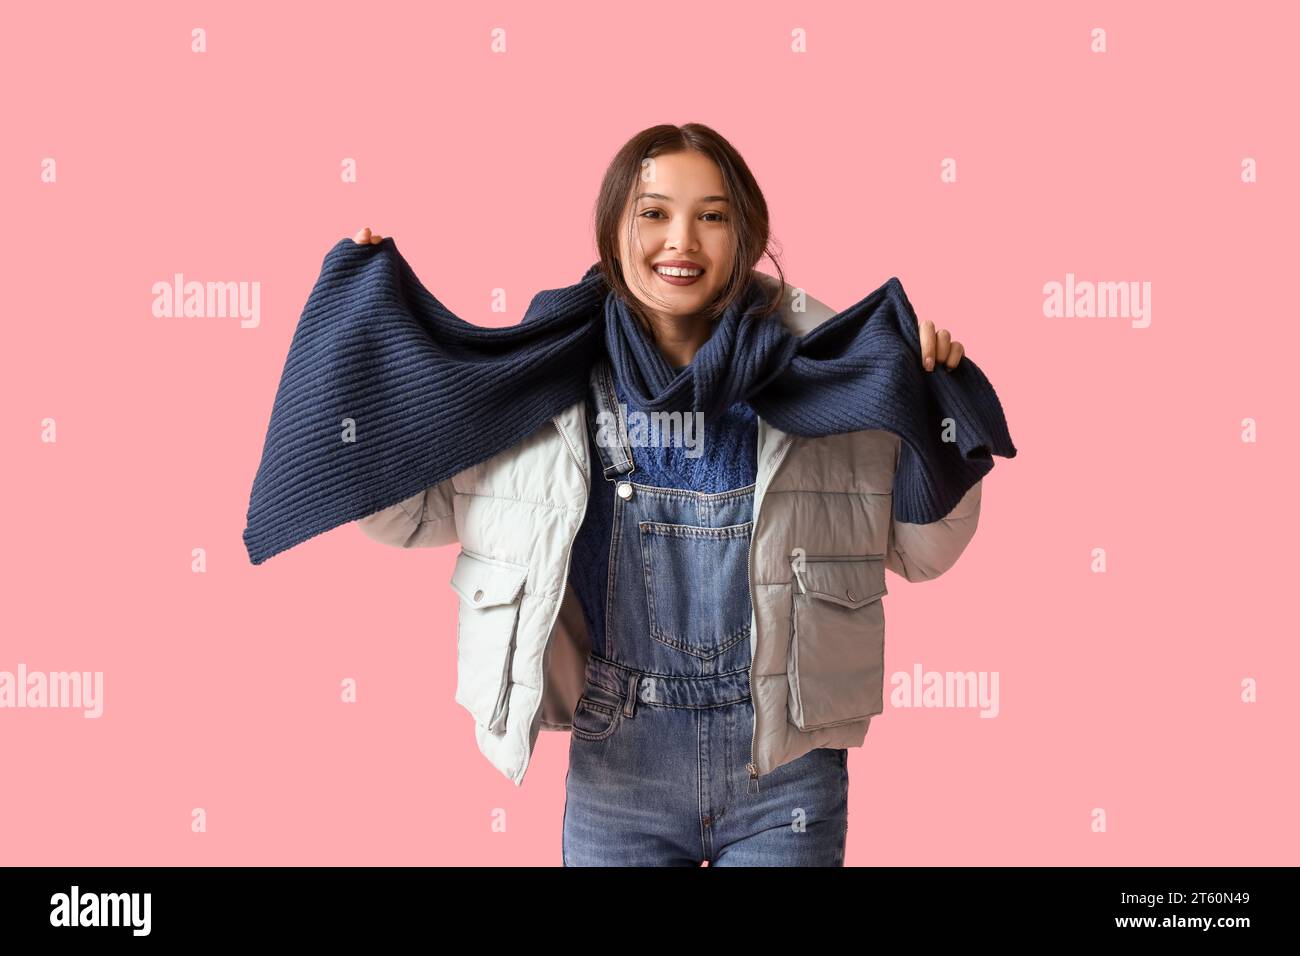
[355,124,980,867]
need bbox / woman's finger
[919,319,936,370]
[935,328,951,366]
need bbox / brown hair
[591,123,787,336]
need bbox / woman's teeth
[654,265,704,287]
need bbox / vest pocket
[449,548,529,734]
[787,553,889,731]
[639,519,754,660]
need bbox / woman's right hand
[353,226,385,244]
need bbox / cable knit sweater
[566,363,758,659]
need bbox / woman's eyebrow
[634,192,730,203]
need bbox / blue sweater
[566,368,758,659]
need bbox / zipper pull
[747,762,761,795]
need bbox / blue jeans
[563,671,849,866]
[562,358,849,866]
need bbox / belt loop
[623,672,640,718]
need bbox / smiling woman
[252,122,1014,869]
[590,128,789,368]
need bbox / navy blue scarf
[242,237,1016,564]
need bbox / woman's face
[617,149,735,326]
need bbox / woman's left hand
[919,320,965,371]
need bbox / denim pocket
[638,520,754,660]
[570,680,625,741]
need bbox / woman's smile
[652,259,706,286]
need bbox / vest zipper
[746,430,795,795]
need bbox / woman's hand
[353,226,385,244]
[919,319,965,371]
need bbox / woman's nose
[667,225,698,251]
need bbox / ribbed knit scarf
[242,237,1016,565]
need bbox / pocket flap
[450,550,528,607]
[792,554,887,608]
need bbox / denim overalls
[562,355,849,867]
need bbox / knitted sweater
[566,364,758,659]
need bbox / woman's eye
[638,209,728,222]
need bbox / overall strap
[587,354,636,482]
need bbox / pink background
[3,1,1296,866]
